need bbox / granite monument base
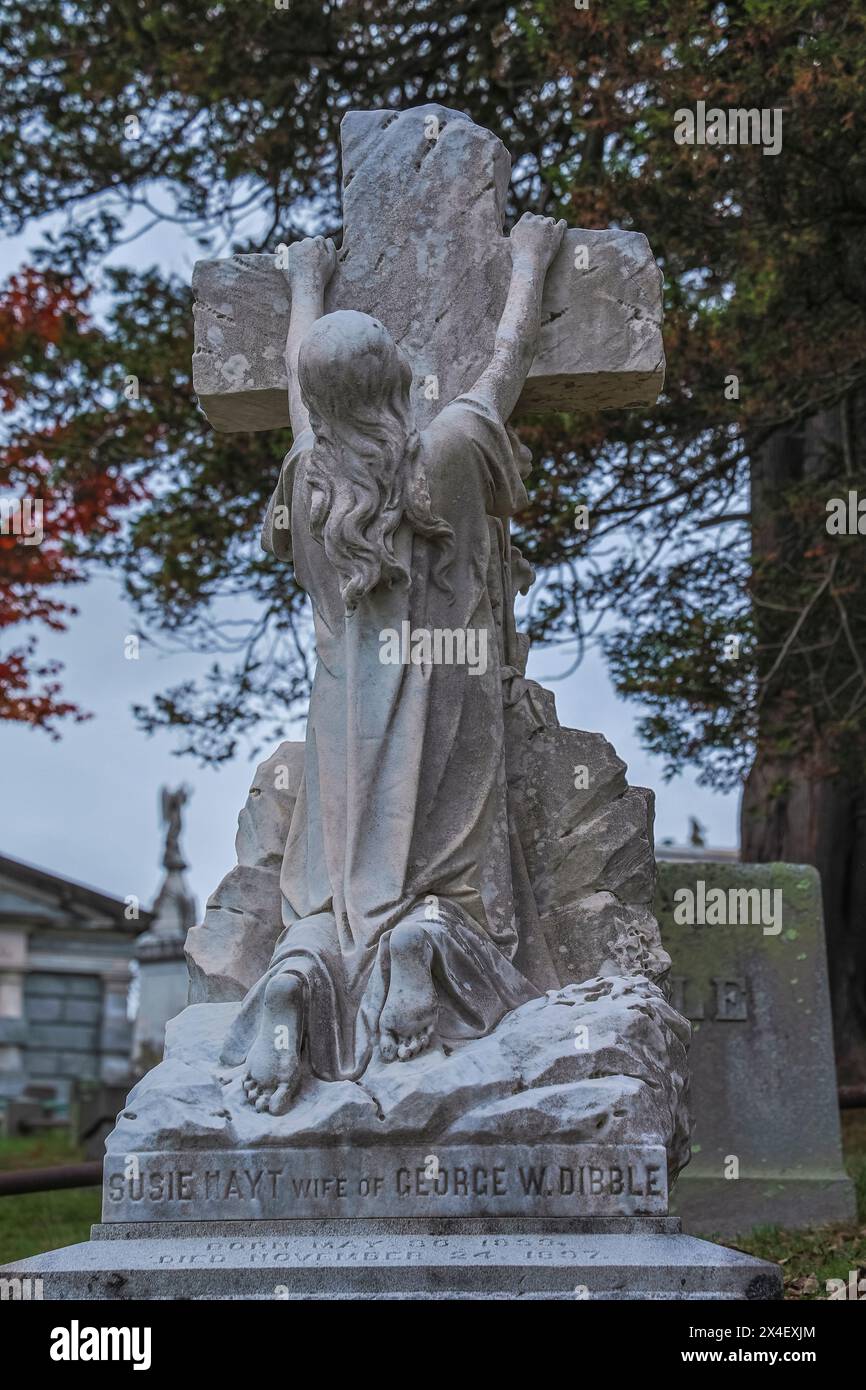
[1,1217,782,1300]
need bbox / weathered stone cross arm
[192,106,665,434]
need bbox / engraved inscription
[103,1145,668,1222]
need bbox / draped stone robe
[222,393,541,1081]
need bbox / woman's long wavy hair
[298,311,455,612]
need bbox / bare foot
[242,974,303,1114]
[379,921,438,1063]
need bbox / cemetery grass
[0,1131,99,1265]
[724,1111,866,1299]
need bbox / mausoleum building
[0,853,147,1111]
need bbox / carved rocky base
[1,1218,782,1300]
[104,975,690,1177]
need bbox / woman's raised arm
[471,213,565,424]
[281,236,337,437]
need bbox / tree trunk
[742,402,866,1085]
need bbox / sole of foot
[379,921,439,1064]
[241,974,303,1114]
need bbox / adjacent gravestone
[71,1081,134,1161]
[656,861,856,1236]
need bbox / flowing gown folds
[221,394,538,1080]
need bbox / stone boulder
[109,974,690,1180]
[185,741,303,1002]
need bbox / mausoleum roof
[0,853,152,934]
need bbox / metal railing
[0,1162,102,1196]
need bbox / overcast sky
[0,210,739,917]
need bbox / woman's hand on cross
[282,235,338,290]
[509,213,566,276]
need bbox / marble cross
[192,105,665,433]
